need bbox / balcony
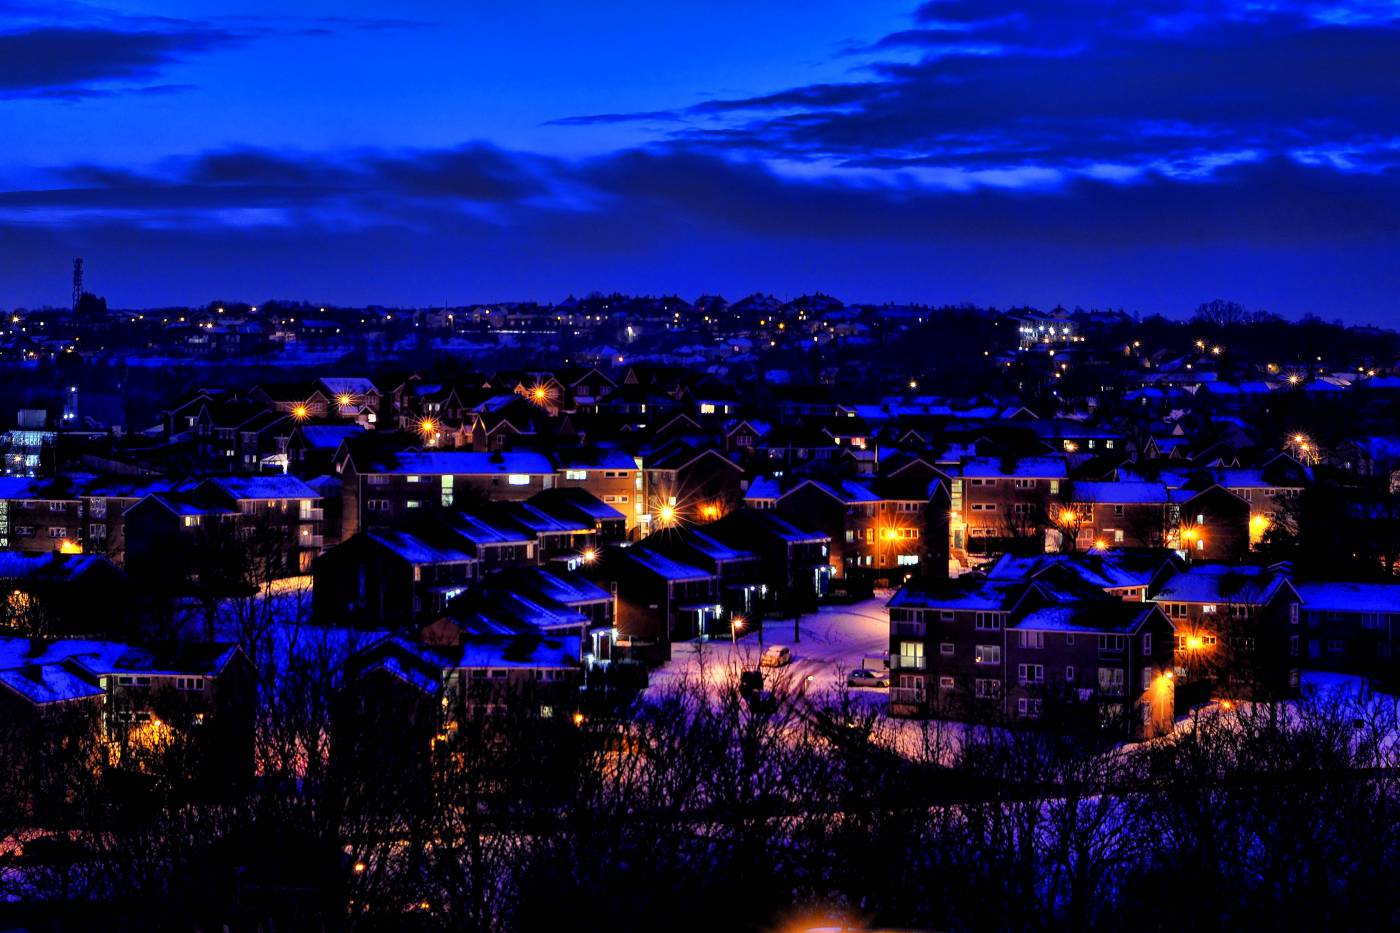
[300,535,324,548]
[891,620,927,638]
[892,655,926,671]
[890,687,926,706]
[300,507,324,521]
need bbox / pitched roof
[1296,582,1400,614]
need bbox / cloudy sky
[2,0,1398,320]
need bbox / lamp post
[730,615,744,646]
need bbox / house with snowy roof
[1295,581,1400,673]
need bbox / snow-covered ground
[646,594,892,702]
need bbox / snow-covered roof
[204,475,321,501]
[381,451,555,476]
[299,425,366,449]
[624,548,713,582]
[1296,582,1400,614]
[888,579,1021,612]
[1071,481,1171,504]
[367,529,476,565]
[960,457,1069,479]
[456,634,582,670]
[0,664,104,705]
[1154,564,1292,605]
[744,476,781,501]
[1013,603,1159,634]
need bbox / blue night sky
[2,0,1399,321]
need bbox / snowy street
[645,595,892,701]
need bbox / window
[1114,529,1125,543]
[406,475,422,483]
[940,609,956,622]
[48,527,67,539]
[899,641,925,669]
[1142,633,1152,654]
[366,499,390,512]
[90,500,107,518]
[1014,478,1035,489]
[1098,667,1125,695]
[940,642,955,656]
[367,474,390,485]
[406,500,421,509]
[1113,505,1125,517]
[975,612,1000,631]
[970,502,997,512]
[975,678,1001,698]
[1328,639,1344,655]
[1017,697,1043,717]
[1019,631,1044,649]
[507,474,531,486]
[1203,604,1217,614]
[49,502,67,512]
[1290,603,1300,625]
[1017,663,1044,685]
[1065,634,1075,646]
[1065,665,1076,681]
[1050,480,1060,494]
[603,494,628,503]
[939,676,955,690]
[1099,635,1127,653]
[975,645,1001,665]
[565,469,588,480]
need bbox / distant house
[0,551,130,638]
[1150,562,1301,699]
[709,509,833,613]
[312,526,478,629]
[1295,581,1400,674]
[0,637,256,791]
[338,449,557,540]
[587,546,721,660]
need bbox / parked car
[760,645,792,668]
[738,669,764,696]
[847,668,889,688]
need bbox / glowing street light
[336,393,354,408]
[580,547,598,564]
[292,404,310,420]
[656,504,677,527]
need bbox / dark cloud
[0,26,237,95]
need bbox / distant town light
[292,405,309,420]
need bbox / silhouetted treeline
[3,642,1400,931]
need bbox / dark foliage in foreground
[3,643,1400,931]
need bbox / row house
[124,475,325,579]
[338,449,557,540]
[1293,582,1400,675]
[312,526,479,629]
[952,456,1069,564]
[709,509,834,612]
[641,526,764,618]
[0,637,255,791]
[0,551,130,638]
[642,443,745,530]
[1148,562,1301,700]
[555,449,644,532]
[0,477,86,555]
[1066,481,1251,560]
[528,487,629,544]
[776,477,950,584]
[587,546,721,661]
[334,632,583,785]
[887,578,1175,736]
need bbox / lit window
[507,474,531,486]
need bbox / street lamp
[731,615,744,646]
